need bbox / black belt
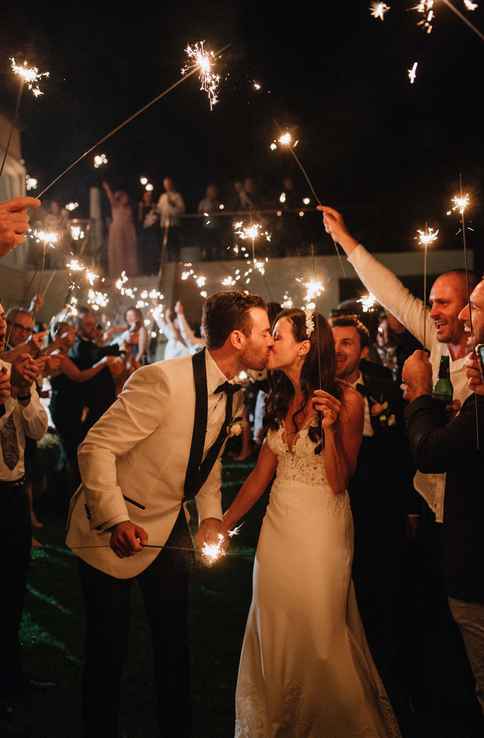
[0,476,26,488]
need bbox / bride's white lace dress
[235,425,402,738]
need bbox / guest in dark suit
[69,307,121,441]
[331,315,416,729]
[403,284,484,729]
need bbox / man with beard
[331,315,414,731]
[403,277,484,731]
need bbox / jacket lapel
[183,349,208,500]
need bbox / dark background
[1,0,483,261]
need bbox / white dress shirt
[0,360,48,482]
[157,192,185,228]
[350,372,374,438]
[348,244,471,522]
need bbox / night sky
[1,1,483,260]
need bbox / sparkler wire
[38,43,230,199]
[441,0,484,43]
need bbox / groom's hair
[203,291,266,349]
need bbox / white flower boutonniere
[227,416,245,437]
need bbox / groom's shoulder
[129,355,193,386]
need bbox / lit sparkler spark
[359,293,379,312]
[145,183,154,192]
[115,271,129,290]
[33,229,59,248]
[70,224,86,241]
[252,81,262,91]
[200,290,208,299]
[87,289,109,311]
[408,62,418,84]
[10,57,50,97]
[270,142,277,151]
[65,201,79,212]
[182,41,221,110]
[370,2,391,20]
[222,276,237,287]
[86,270,99,286]
[298,278,324,307]
[234,221,271,242]
[66,258,85,272]
[195,275,207,288]
[140,176,148,185]
[415,0,435,34]
[463,1,478,10]
[93,153,108,168]
[416,226,439,246]
[26,175,38,191]
[303,197,311,205]
[279,192,286,204]
[447,193,470,216]
[200,524,242,565]
[282,292,294,309]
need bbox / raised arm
[222,441,277,532]
[314,386,364,495]
[319,205,434,349]
[102,181,115,207]
[175,302,205,349]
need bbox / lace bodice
[266,424,329,487]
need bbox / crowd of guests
[0,196,484,737]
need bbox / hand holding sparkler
[110,520,148,558]
[317,205,359,256]
[0,197,41,257]
[312,389,342,429]
[196,517,228,564]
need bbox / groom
[66,290,273,738]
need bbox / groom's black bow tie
[214,381,242,396]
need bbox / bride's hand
[312,389,341,429]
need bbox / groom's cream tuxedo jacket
[66,350,242,579]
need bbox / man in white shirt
[66,290,274,738]
[157,176,185,262]
[0,302,48,709]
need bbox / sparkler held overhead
[416,224,439,347]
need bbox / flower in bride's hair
[305,307,315,339]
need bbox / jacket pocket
[122,494,146,510]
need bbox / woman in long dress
[223,308,401,738]
[102,181,138,277]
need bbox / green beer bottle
[432,355,453,404]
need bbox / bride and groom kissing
[67,290,401,738]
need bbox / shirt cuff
[95,513,130,532]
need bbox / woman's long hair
[265,309,340,453]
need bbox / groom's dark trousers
[78,509,193,738]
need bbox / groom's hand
[110,521,148,557]
[195,518,227,551]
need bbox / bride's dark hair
[265,309,340,453]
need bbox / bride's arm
[314,387,364,495]
[223,441,277,532]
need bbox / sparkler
[181,41,221,110]
[93,153,108,169]
[38,42,230,198]
[140,177,148,186]
[408,62,418,84]
[415,225,439,347]
[359,293,379,312]
[145,183,154,192]
[26,176,38,191]
[200,525,243,565]
[370,2,391,20]
[65,202,79,212]
[0,58,49,177]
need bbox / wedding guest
[403,278,484,722]
[0,196,41,258]
[157,176,185,262]
[174,301,205,354]
[102,181,138,277]
[69,307,121,441]
[331,314,416,729]
[153,306,191,360]
[197,184,224,259]
[107,307,149,366]
[0,302,48,714]
[48,320,118,480]
[137,189,160,274]
[322,204,481,728]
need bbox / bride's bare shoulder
[337,381,364,416]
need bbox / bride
[223,308,401,738]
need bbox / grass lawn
[19,454,266,738]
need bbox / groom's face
[238,307,273,370]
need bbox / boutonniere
[227,416,245,437]
[370,400,396,428]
